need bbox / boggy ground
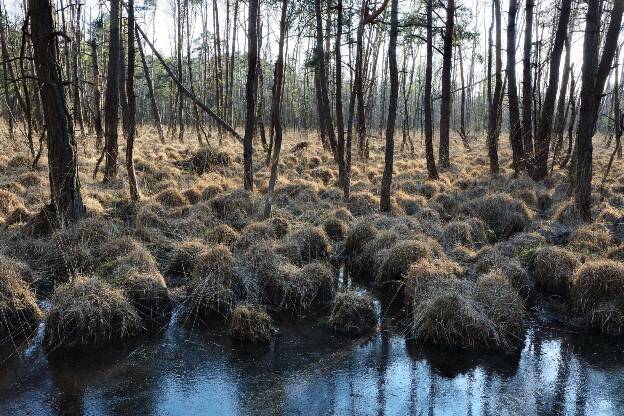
[0,126,623,355]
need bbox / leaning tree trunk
[507,0,524,174]
[30,0,85,222]
[533,0,572,181]
[438,0,454,169]
[424,0,439,180]
[125,0,140,201]
[103,0,120,183]
[380,0,398,212]
[243,0,259,191]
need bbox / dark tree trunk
[90,38,104,149]
[335,0,348,198]
[72,4,84,133]
[30,0,85,222]
[487,0,502,175]
[424,0,439,180]
[552,30,572,166]
[264,0,288,218]
[507,0,524,174]
[521,0,534,159]
[243,0,259,191]
[533,0,572,181]
[438,0,454,169]
[104,0,120,183]
[380,0,398,212]
[575,0,624,221]
[126,0,140,201]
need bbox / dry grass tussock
[227,304,274,344]
[328,290,377,336]
[0,128,622,349]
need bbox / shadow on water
[1,302,624,415]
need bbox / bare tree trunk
[438,0,454,169]
[136,33,164,144]
[72,3,84,133]
[126,0,139,201]
[487,0,502,175]
[90,38,104,149]
[335,0,348,198]
[176,0,185,142]
[243,0,259,191]
[507,0,524,174]
[104,0,120,183]
[532,0,572,181]
[380,0,398,212]
[552,28,573,166]
[30,0,85,222]
[264,0,288,218]
[522,0,534,160]
[575,0,624,221]
[424,0,439,180]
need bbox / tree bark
[533,0,572,181]
[438,0,454,169]
[487,0,502,175]
[30,0,85,222]
[90,37,104,149]
[264,0,288,218]
[424,0,439,180]
[136,33,165,144]
[507,0,524,174]
[380,0,398,212]
[104,0,120,183]
[243,0,259,191]
[126,0,140,201]
[521,0,534,159]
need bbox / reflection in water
[0,313,623,416]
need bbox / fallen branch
[132,18,242,143]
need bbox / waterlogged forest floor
[0,128,624,414]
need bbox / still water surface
[0,309,623,416]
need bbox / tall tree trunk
[552,28,573,166]
[335,0,348,198]
[72,3,84,133]
[487,0,502,175]
[90,38,104,149]
[522,0,534,160]
[176,0,184,142]
[532,0,572,181]
[314,0,338,158]
[104,0,120,183]
[243,0,259,191]
[575,0,624,221]
[126,0,139,201]
[136,33,165,144]
[438,0,454,169]
[380,0,398,212]
[507,0,524,174]
[424,0,439,180]
[264,0,288,218]
[30,0,85,222]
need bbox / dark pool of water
[1,307,623,416]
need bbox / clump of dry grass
[0,267,42,344]
[167,240,206,282]
[227,304,274,344]
[347,192,379,216]
[475,248,533,299]
[0,189,25,221]
[533,246,580,294]
[44,276,143,350]
[462,193,533,240]
[570,260,624,335]
[234,221,277,252]
[206,223,239,246]
[376,237,445,290]
[280,225,331,265]
[553,200,583,226]
[606,244,624,261]
[405,265,525,350]
[153,187,189,208]
[211,189,257,230]
[264,261,335,313]
[344,220,377,256]
[323,216,347,241]
[441,218,489,249]
[186,245,241,321]
[186,146,231,174]
[328,290,377,336]
[123,271,171,324]
[568,224,612,255]
[350,230,399,282]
